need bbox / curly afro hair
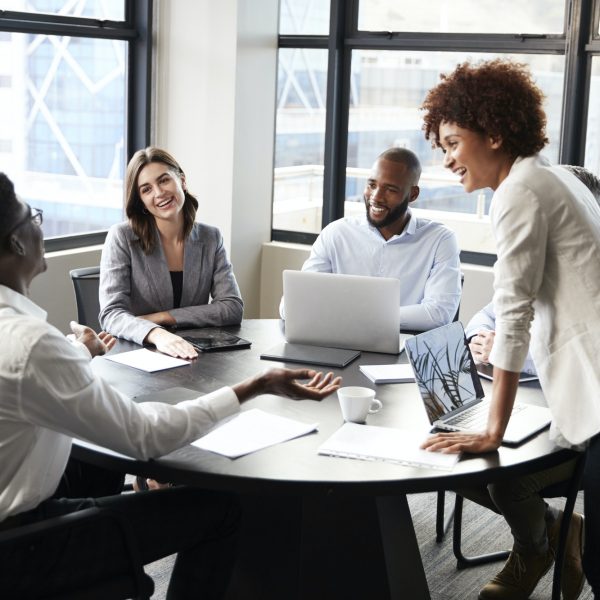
[421,58,548,158]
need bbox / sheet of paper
[359,363,415,383]
[104,348,190,372]
[318,422,459,471]
[193,408,318,458]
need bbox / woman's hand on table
[145,327,198,360]
[420,430,502,454]
[233,368,342,403]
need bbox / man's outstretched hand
[233,368,342,403]
[69,321,117,358]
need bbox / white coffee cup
[337,386,382,424]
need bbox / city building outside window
[273,0,600,260]
[0,0,151,250]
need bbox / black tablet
[182,332,251,352]
[476,363,538,383]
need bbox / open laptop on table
[404,321,551,445]
[282,270,409,354]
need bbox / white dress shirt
[0,285,240,522]
[489,154,600,445]
[465,301,537,375]
[291,210,461,331]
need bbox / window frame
[273,0,600,263]
[0,0,153,253]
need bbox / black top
[169,271,183,308]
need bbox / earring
[142,207,149,215]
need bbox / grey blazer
[99,221,243,345]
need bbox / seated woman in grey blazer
[100,147,243,359]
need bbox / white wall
[30,246,102,333]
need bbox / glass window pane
[358,1,565,34]
[3,0,125,21]
[584,56,600,173]
[0,32,127,237]
[345,50,564,218]
[273,48,328,233]
[279,0,330,35]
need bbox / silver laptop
[283,270,405,354]
[404,321,551,445]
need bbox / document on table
[104,348,189,372]
[318,423,460,470]
[193,408,318,458]
[359,363,415,384]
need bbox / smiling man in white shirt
[282,147,461,332]
[0,173,341,598]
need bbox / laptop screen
[405,322,483,424]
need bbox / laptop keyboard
[446,402,526,430]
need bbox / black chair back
[70,266,101,332]
[0,507,153,600]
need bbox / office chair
[69,266,101,332]
[0,506,154,600]
[451,450,586,600]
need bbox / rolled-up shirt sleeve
[19,330,240,460]
[489,183,547,373]
[398,229,461,331]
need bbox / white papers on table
[318,423,459,470]
[104,348,189,372]
[193,408,318,458]
[359,363,415,384]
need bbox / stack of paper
[318,422,459,470]
[359,363,415,384]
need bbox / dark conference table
[73,319,575,600]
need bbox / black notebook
[260,342,360,368]
[182,332,251,352]
[476,363,538,383]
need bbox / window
[0,0,152,250]
[273,0,600,260]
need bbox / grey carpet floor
[144,491,592,599]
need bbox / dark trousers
[583,433,600,597]
[0,458,240,600]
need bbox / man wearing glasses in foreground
[0,173,341,599]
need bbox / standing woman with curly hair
[100,147,243,359]
[421,59,600,600]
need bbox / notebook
[404,322,551,445]
[283,270,406,354]
[318,423,459,470]
[261,342,360,368]
[359,363,415,383]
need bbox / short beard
[364,194,410,230]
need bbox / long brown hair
[125,147,199,254]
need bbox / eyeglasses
[5,207,43,238]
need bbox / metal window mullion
[0,11,136,39]
[321,0,353,227]
[344,32,566,53]
[278,34,328,48]
[127,0,153,161]
[560,0,593,164]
